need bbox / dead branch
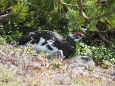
[96,29,115,33]
[0,14,9,20]
[96,30,112,45]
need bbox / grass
[0,37,114,86]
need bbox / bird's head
[68,32,85,42]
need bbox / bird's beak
[81,34,86,38]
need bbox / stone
[67,56,95,69]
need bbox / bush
[0,0,115,42]
[75,42,115,68]
[0,0,114,69]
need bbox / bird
[17,30,85,57]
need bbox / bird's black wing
[17,30,64,45]
[53,38,76,57]
[61,42,76,57]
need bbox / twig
[61,2,79,8]
[0,50,7,60]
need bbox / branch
[96,29,115,33]
[61,2,79,8]
[77,0,89,20]
[0,14,9,20]
[90,9,115,20]
[96,30,112,45]
[61,1,115,21]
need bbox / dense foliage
[76,42,115,68]
[0,0,115,68]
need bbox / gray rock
[67,56,95,69]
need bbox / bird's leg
[58,50,65,59]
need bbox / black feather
[17,30,78,57]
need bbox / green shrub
[0,0,114,69]
[75,42,115,68]
[51,59,60,68]
[0,0,114,42]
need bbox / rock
[67,56,95,69]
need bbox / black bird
[17,30,85,57]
